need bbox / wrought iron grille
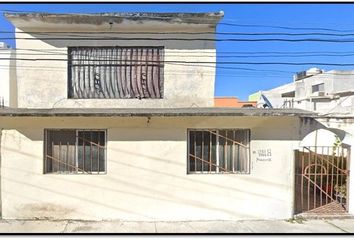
[68,47,164,99]
[188,129,250,174]
[44,129,106,174]
[295,146,350,214]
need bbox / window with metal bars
[188,129,250,174]
[68,46,164,99]
[44,129,106,174]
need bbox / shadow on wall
[2,140,290,198]
[9,116,311,142]
[14,127,186,142]
[1,146,286,220]
[18,31,216,50]
[9,51,17,108]
[300,117,349,143]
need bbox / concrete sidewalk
[0,218,353,233]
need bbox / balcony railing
[282,98,294,109]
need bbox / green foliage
[286,216,307,224]
[332,136,342,157]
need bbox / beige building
[0,42,15,107]
[0,12,352,221]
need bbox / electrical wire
[9,48,354,55]
[6,37,354,42]
[2,9,354,33]
[3,59,354,77]
[4,57,354,67]
[4,52,354,58]
[5,31,354,37]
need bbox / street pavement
[0,218,353,233]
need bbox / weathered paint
[11,17,218,108]
[0,48,15,107]
[1,116,301,220]
[5,12,223,29]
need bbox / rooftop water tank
[293,68,324,81]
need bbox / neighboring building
[0,12,353,222]
[0,42,15,107]
[214,96,256,108]
[250,68,354,115]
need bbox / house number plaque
[253,149,272,161]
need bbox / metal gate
[295,146,350,215]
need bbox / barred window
[68,47,164,99]
[44,129,106,174]
[188,129,250,174]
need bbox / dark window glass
[45,130,106,174]
[188,129,250,174]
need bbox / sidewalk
[0,218,353,233]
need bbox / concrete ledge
[0,107,316,117]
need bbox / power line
[4,52,354,58]
[0,62,293,73]
[5,36,354,42]
[6,31,354,37]
[4,56,354,67]
[218,22,354,33]
[3,55,354,76]
[0,64,291,78]
[2,9,354,33]
[2,63,354,78]
[10,48,354,55]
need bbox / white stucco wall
[0,116,301,221]
[0,49,13,107]
[14,25,216,108]
[258,71,354,114]
[261,82,295,108]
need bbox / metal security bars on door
[188,129,250,174]
[68,47,164,99]
[295,146,350,214]
[44,129,106,174]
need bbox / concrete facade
[5,12,222,109]
[0,44,15,107]
[294,70,354,114]
[0,116,302,220]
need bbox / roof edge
[4,11,224,27]
[0,107,317,118]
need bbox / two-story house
[0,12,352,221]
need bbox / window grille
[44,129,106,174]
[68,47,164,99]
[188,129,250,174]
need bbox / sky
[2,3,354,100]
